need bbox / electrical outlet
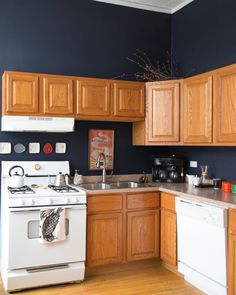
[190,161,198,168]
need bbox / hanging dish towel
[39,208,66,244]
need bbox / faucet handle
[107,170,113,179]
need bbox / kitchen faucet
[96,153,107,183]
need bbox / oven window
[27,219,69,239]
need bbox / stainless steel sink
[79,181,151,190]
[79,183,111,190]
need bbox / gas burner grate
[8,185,35,194]
[48,184,79,193]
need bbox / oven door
[7,205,86,270]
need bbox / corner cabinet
[132,80,182,145]
[160,193,177,266]
[228,209,236,295]
[183,73,213,144]
[214,65,236,144]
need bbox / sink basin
[110,181,140,189]
[79,181,151,190]
[79,183,111,190]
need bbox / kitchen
[0,0,236,294]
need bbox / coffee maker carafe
[152,155,184,183]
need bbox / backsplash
[0,120,168,176]
[167,146,236,181]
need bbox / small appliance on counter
[152,155,184,183]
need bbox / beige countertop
[74,174,236,209]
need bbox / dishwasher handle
[178,199,203,207]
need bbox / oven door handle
[9,204,87,212]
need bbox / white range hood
[1,116,74,132]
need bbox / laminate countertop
[76,180,236,209]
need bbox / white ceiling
[94,0,194,14]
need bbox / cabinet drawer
[87,194,123,213]
[126,192,159,210]
[229,209,236,232]
[161,192,175,211]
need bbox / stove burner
[8,185,35,195]
[48,185,79,193]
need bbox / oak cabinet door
[3,72,39,115]
[127,210,159,261]
[42,77,73,116]
[87,213,123,267]
[76,79,111,118]
[160,209,177,266]
[147,81,180,143]
[214,65,236,143]
[113,82,144,118]
[228,233,236,295]
[183,73,212,143]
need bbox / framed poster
[88,129,114,170]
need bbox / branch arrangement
[115,50,179,82]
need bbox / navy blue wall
[171,0,236,77]
[171,0,236,180]
[0,0,171,175]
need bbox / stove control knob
[34,164,41,171]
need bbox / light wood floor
[0,260,204,295]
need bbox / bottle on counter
[74,169,83,185]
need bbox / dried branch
[113,50,179,82]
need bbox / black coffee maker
[152,155,184,183]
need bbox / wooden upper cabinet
[183,73,213,144]
[2,72,39,115]
[147,81,180,143]
[42,76,73,116]
[214,65,236,143]
[76,78,111,118]
[113,81,145,118]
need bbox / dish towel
[39,208,66,244]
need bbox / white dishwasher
[176,197,228,295]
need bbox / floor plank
[0,260,204,295]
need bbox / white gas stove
[1,161,87,292]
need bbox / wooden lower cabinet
[86,213,123,267]
[160,209,177,265]
[160,193,177,266]
[228,209,236,295]
[127,210,159,261]
[86,192,160,267]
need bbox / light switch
[190,161,198,168]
